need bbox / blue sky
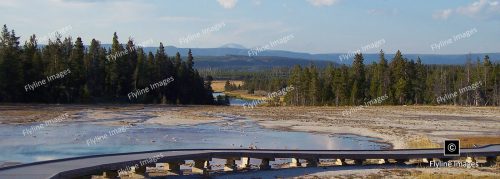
[0,0,499,54]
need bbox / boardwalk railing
[0,145,499,179]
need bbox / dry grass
[413,173,498,179]
[225,90,267,100]
[407,136,441,149]
[459,136,500,148]
[211,80,244,92]
[211,80,265,100]
[372,169,498,179]
[294,169,499,179]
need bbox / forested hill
[106,45,500,65]
[239,51,499,106]
[0,25,215,104]
[192,55,334,70]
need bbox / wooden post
[485,157,497,167]
[396,159,407,164]
[129,165,147,177]
[157,162,183,175]
[224,158,238,172]
[306,158,319,167]
[240,157,250,169]
[290,158,301,167]
[354,159,364,166]
[192,159,210,175]
[337,159,346,165]
[259,158,272,170]
[102,170,118,178]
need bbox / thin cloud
[457,0,500,19]
[252,0,262,6]
[158,16,203,22]
[217,0,238,9]
[367,8,399,16]
[307,0,339,7]
[434,0,500,20]
[0,0,19,8]
[433,9,453,20]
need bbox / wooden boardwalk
[0,145,498,179]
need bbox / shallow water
[212,92,254,106]
[0,109,390,165]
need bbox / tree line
[242,50,499,106]
[0,25,216,104]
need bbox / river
[0,105,390,166]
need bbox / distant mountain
[99,44,499,65]
[219,43,246,49]
[333,53,500,65]
[95,44,333,70]
[193,55,333,70]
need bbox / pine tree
[185,49,196,103]
[187,49,194,71]
[321,63,335,105]
[224,80,232,91]
[377,50,390,101]
[145,52,156,102]
[368,61,379,99]
[105,32,121,98]
[0,25,23,102]
[406,59,416,104]
[85,39,106,99]
[133,47,147,99]
[69,37,85,102]
[414,57,426,104]
[117,39,136,98]
[473,58,483,106]
[391,50,407,104]
[351,53,365,105]
[308,64,320,106]
[333,65,349,106]
[21,35,42,102]
[300,66,311,105]
[465,54,473,105]
[494,63,500,106]
[155,42,171,103]
[286,65,302,105]
[483,55,494,105]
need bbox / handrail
[0,145,498,179]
